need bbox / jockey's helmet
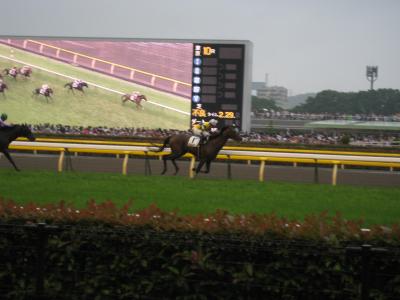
[209,119,218,126]
[1,113,8,121]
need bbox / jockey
[21,66,30,73]
[0,113,11,128]
[10,67,18,76]
[72,79,83,88]
[40,84,49,94]
[192,118,218,144]
[130,91,141,101]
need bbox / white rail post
[110,64,115,74]
[151,76,156,86]
[293,162,297,167]
[259,159,266,182]
[73,54,78,63]
[332,162,339,186]
[39,44,44,53]
[58,150,65,172]
[130,70,135,80]
[173,82,178,92]
[91,59,96,68]
[56,49,60,58]
[23,40,28,48]
[189,156,196,179]
[122,153,129,175]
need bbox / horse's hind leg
[161,152,183,175]
[161,156,168,175]
[2,150,20,171]
[171,159,179,175]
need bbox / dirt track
[1,153,399,188]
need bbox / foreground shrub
[0,199,399,300]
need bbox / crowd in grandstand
[253,110,400,122]
[29,123,400,147]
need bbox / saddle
[187,136,201,147]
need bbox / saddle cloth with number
[187,136,200,147]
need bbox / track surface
[1,153,399,187]
[3,39,193,97]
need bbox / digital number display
[191,44,245,128]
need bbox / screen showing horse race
[0,38,251,135]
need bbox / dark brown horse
[122,93,148,110]
[3,68,18,79]
[32,87,54,103]
[64,81,89,94]
[0,82,7,97]
[18,66,32,78]
[0,124,36,171]
[152,126,242,175]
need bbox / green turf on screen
[0,44,190,129]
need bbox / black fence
[1,223,399,300]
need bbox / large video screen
[0,38,249,133]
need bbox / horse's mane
[0,125,17,131]
[208,126,230,141]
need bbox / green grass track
[0,169,399,226]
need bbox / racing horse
[3,68,18,79]
[0,82,7,97]
[32,87,54,103]
[64,81,89,94]
[122,93,148,110]
[0,124,36,171]
[152,125,242,175]
[18,66,32,78]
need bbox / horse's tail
[150,136,171,152]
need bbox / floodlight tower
[366,66,378,90]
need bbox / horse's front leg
[195,159,206,174]
[2,150,20,171]
[202,160,212,173]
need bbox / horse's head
[19,124,36,141]
[221,125,242,142]
[81,82,88,87]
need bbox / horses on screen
[0,124,36,171]
[151,125,242,175]
[64,81,89,94]
[32,87,54,102]
[122,92,148,110]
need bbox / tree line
[291,89,400,115]
[252,89,400,115]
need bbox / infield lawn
[0,169,399,226]
[0,44,190,129]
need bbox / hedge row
[1,199,400,300]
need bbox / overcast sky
[1,0,399,95]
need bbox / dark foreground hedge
[1,199,400,300]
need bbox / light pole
[366,66,378,90]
